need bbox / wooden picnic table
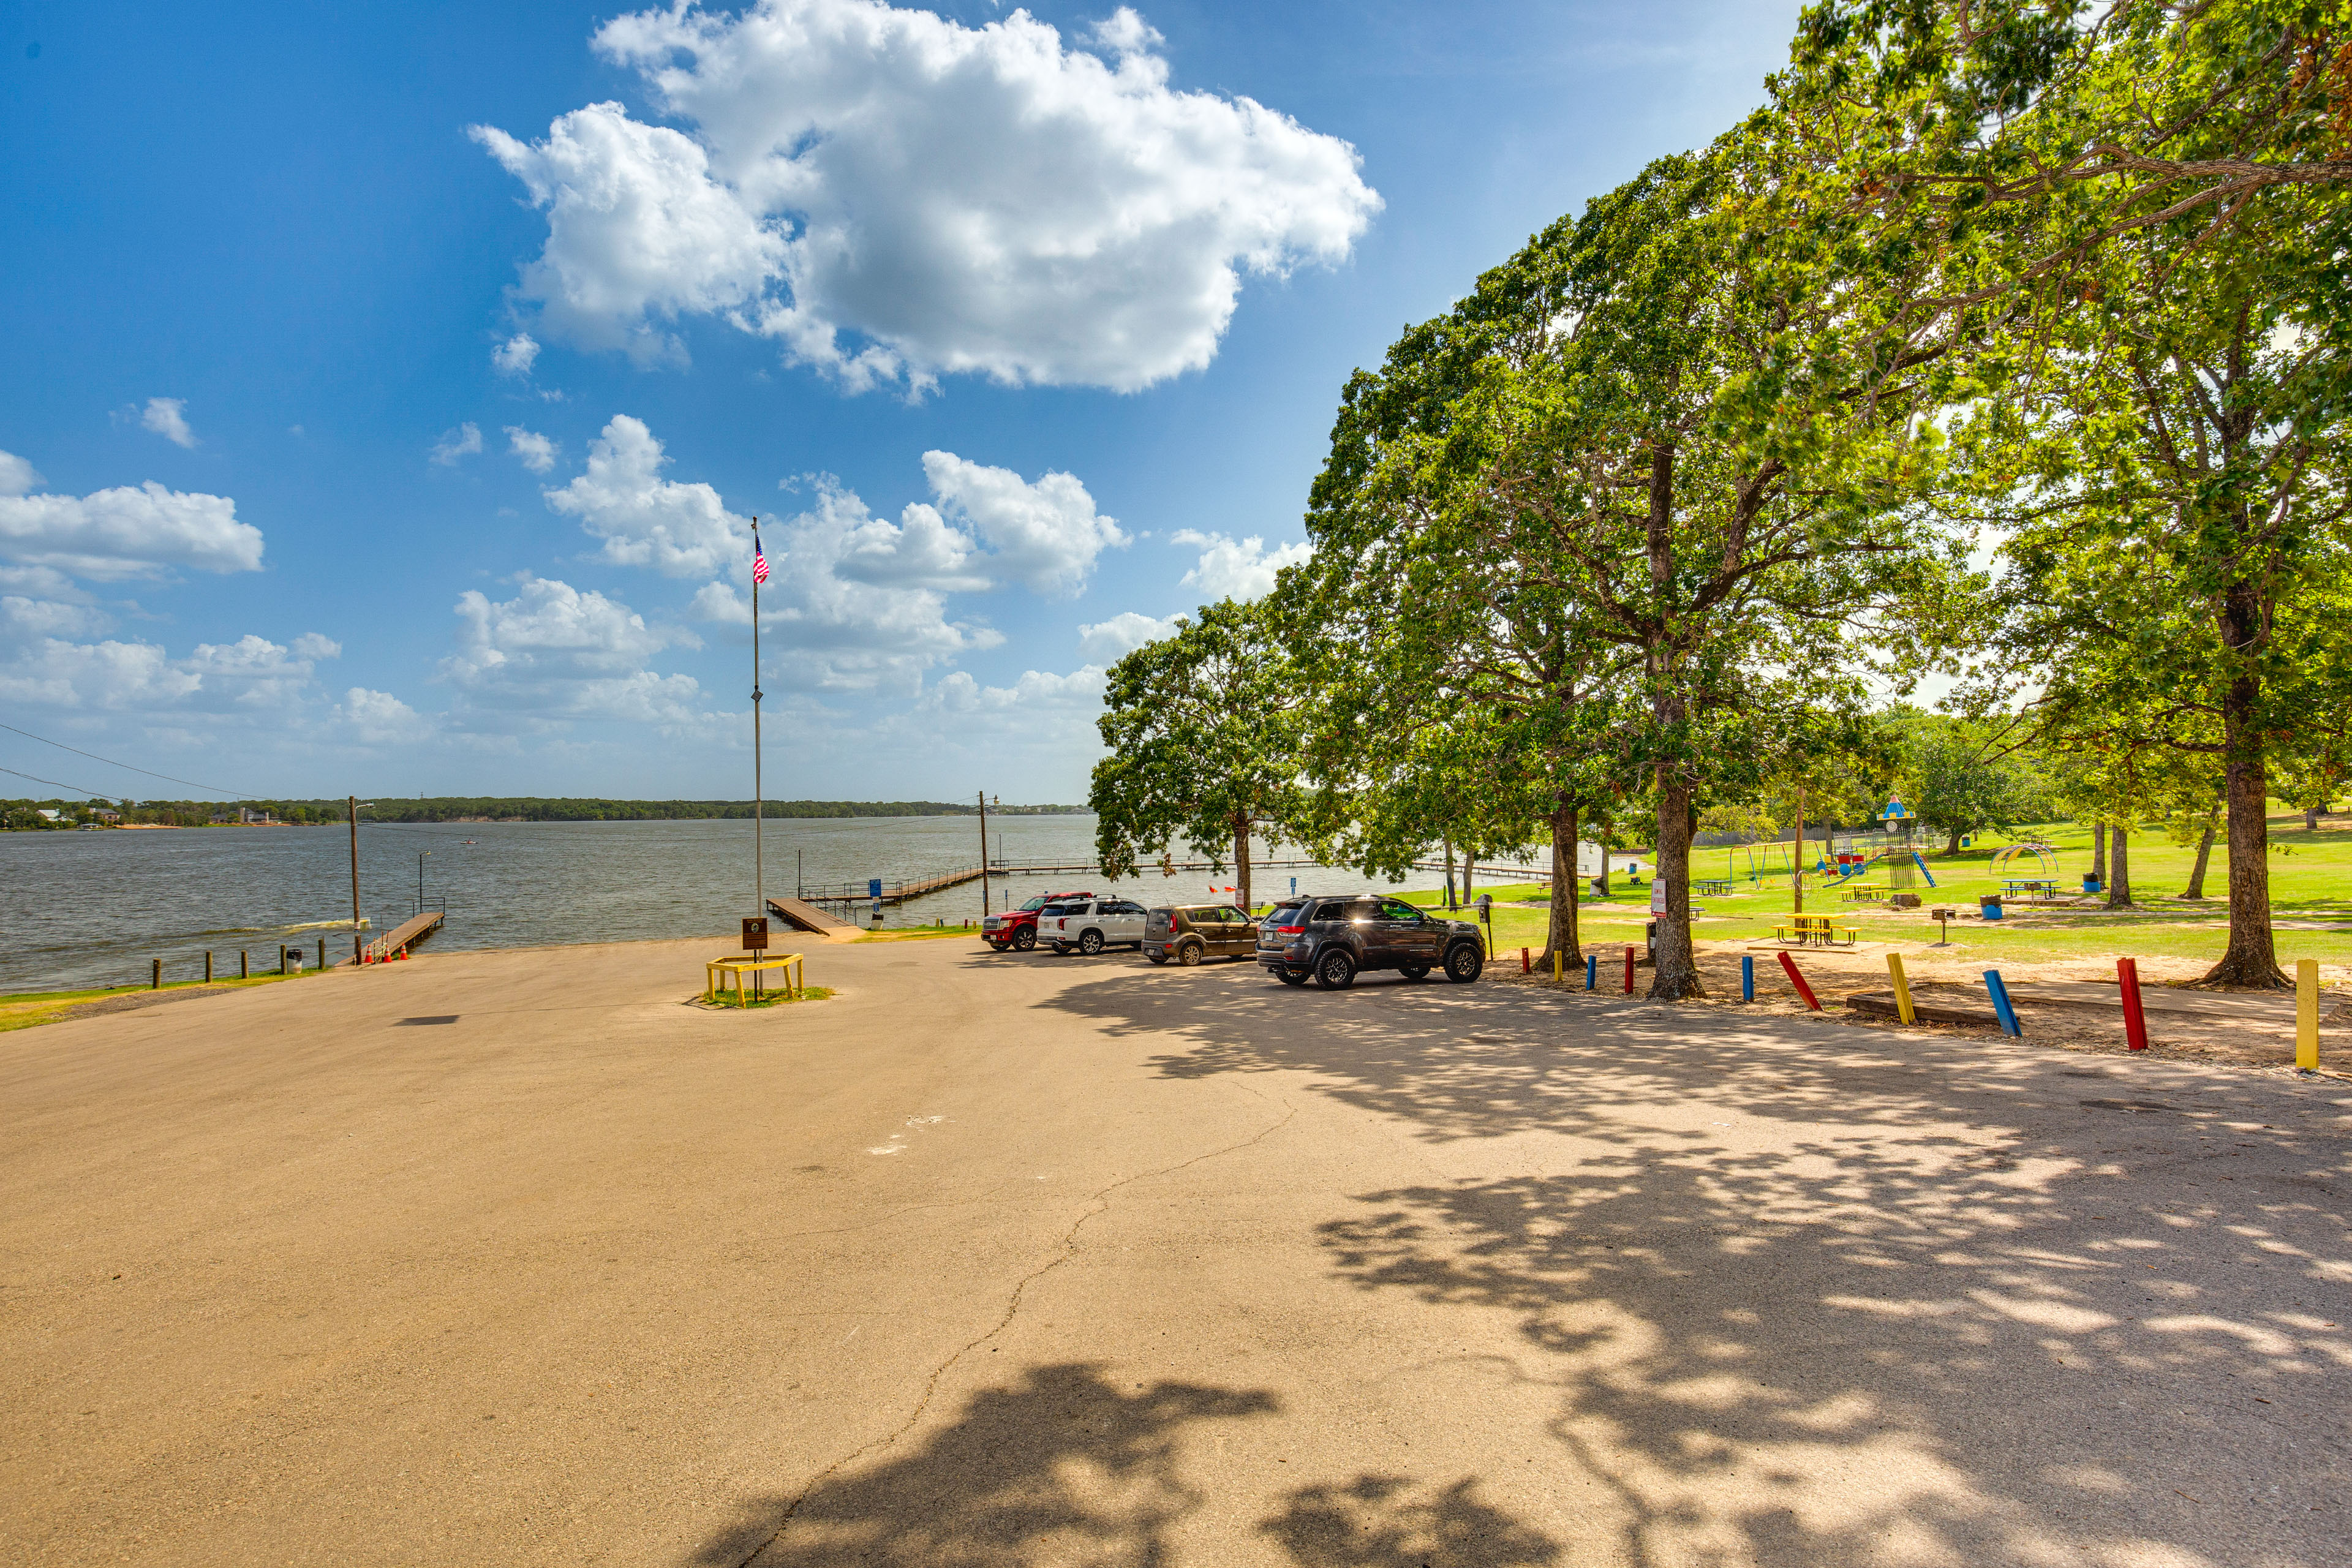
[1841,883,1887,903]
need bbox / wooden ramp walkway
[358,910,443,963]
[766,896,867,943]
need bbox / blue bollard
[1585,953,1597,990]
[1983,970,2024,1036]
[1741,954,1755,1003]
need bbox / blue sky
[1,0,1801,804]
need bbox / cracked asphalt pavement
[4,935,2348,1566]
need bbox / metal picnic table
[2001,878,2058,899]
[706,952,806,1006]
[1695,876,1733,896]
[1774,913,1858,947]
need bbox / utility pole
[978,790,989,916]
[348,796,361,966]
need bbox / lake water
[0,816,1529,994]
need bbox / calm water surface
[0,816,1504,993]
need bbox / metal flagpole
[752,521,764,990]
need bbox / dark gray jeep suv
[1257,894,1485,989]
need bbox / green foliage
[1089,598,1299,908]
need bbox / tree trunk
[2182,805,2218,899]
[2203,655,2286,984]
[2306,805,2321,832]
[2105,824,2132,909]
[1442,837,1456,911]
[1945,824,1961,856]
[1597,839,1610,896]
[1545,802,1580,967]
[1648,774,1702,998]
[1233,811,1252,913]
[2092,822,2106,886]
[1461,849,1474,908]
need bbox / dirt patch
[1501,943,2351,1076]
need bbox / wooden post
[239,949,249,979]
[204,951,213,983]
[2119,957,2150,1052]
[1983,970,2023,1036]
[349,795,362,966]
[978,790,989,918]
[2298,959,2321,1070]
[1623,946,1634,993]
[1887,952,1917,1024]
[151,958,161,990]
[316,938,325,973]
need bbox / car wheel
[1399,964,1430,981]
[1079,929,1106,956]
[1014,927,1036,951]
[1443,943,1483,983]
[1276,970,1308,987]
[1176,940,1204,967]
[1314,949,1357,990]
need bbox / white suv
[1042,897,1149,956]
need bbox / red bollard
[1623,946,1635,993]
[1778,951,1821,1011]
[1521,946,1530,974]
[2119,957,2150,1052]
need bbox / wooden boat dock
[358,910,443,963]
[765,895,864,940]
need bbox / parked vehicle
[982,890,1095,951]
[1042,897,1152,955]
[1257,893,1485,989]
[1143,904,1259,965]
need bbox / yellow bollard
[1887,952,1917,1025]
[2298,959,2320,1070]
[1553,950,1564,982]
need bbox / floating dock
[358,910,443,963]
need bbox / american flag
[752,536,768,585]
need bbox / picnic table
[1841,883,1887,903]
[2001,878,2058,899]
[706,952,806,1006]
[1695,876,1733,896]
[1774,913,1858,947]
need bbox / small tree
[1090,599,1297,911]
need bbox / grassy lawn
[1385,813,2352,971]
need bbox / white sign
[1649,880,1668,915]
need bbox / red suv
[981,891,1096,951]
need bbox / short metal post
[1741,954,1754,1002]
[1888,952,1917,1024]
[1520,946,1529,974]
[151,958,161,990]
[1585,954,1597,990]
[1553,949,1564,982]
[2297,959,2321,1070]
[1623,946,1634,994]
[1777,951,1820,1011]
[1983,970,2023,1036]
[316,938,325,972]
[240,949,249,979]
[2119,957,2149,1052]
[205,951,213,983]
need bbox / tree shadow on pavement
[1261,1474,1561,1566]
[700,1362,1276,1567]
[1037,967,2352,1568]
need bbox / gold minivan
[1143,904,1259,965]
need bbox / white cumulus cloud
[0,453,265,582]
[1173,529,1310,603]
[431,422,484,465]
[922,451,1123,596]
[476,0,1380,392]
[545,415,746,576]
[291,632,342,661]
[1076,610,1180,660]
[492,332,541,375]
[141,398,197,448]
[507,426,559,473]
[336,687,435,744]
[441,575,716,727]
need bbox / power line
[0,720,254,799]
[0,763,111,799]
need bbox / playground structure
[1989,841,2063,899]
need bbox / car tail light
[1275,925,1304,935]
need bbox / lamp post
[417,850,430,916]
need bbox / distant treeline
[2,796,1086,829]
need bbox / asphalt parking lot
[4,934,2346,1566]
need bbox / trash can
[2081,873,2101,894]
[1980,894,2003,921]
